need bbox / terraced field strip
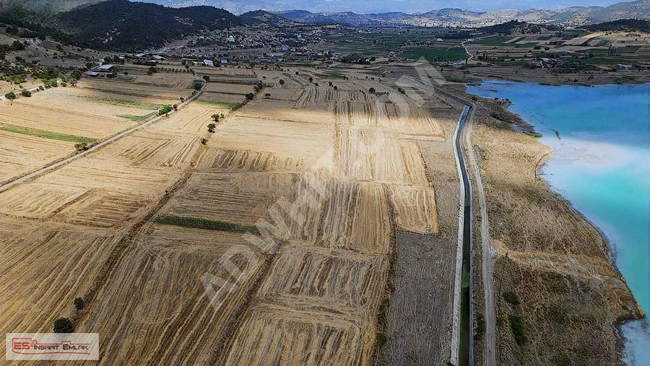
[0,124,96,143]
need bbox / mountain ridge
[274,1,650,27]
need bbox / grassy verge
[153,215,258,234]
[118,112,157,122]
[196,100,242,109]
[84,96,162,110]
[0,124,96,143]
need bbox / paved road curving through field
[464,104,497,366]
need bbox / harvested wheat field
[154,104,224,136]
[198,92,246,105]
[0,224,122,360]
[220,303,375,366]
[1,91,139,139]
[256,244,389,318]
[74,224,267,366]
[211,116,333,162]
[2,66,459,366]
[0,91,208,363]
[204,82,255,95]
[78,79,192,104]
[0,130,75,183]
[161,171,299,227]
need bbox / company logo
[6,333,99,360]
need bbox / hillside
[239,10,298,27]
[52,0,239,50]
[585,18,650,32]
[0,0,107,14]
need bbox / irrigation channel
[455,105,474,366]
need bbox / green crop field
[400,47,468,62]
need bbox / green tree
[245,93,254,100]
[11,40,25,51]
[53,317,74,333]
[203,75,210,82]
[207,123,216,133]
[70,70,82,80]
[5,92,16,104]
[158,105,173,115]
[21,89,31,97]
[74,297,85,311]
[369,87,376,94]
[279,79,285,85]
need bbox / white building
[203,60,214,67]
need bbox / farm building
[97,64,115,72]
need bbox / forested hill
[584,19,650,32]
[0,0,240,51]
[51,0,239,50]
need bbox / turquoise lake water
[467,81,650,365]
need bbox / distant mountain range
[1,0,649,51]
[3,0,650,29]
[276,1,650,27]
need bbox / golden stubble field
[0,94,219,361]
[2,67,453,365]
[0,75,197,184]
[73,69,447,365]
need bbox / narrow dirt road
[465,108,497,366]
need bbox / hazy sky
[139,0,636,14]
